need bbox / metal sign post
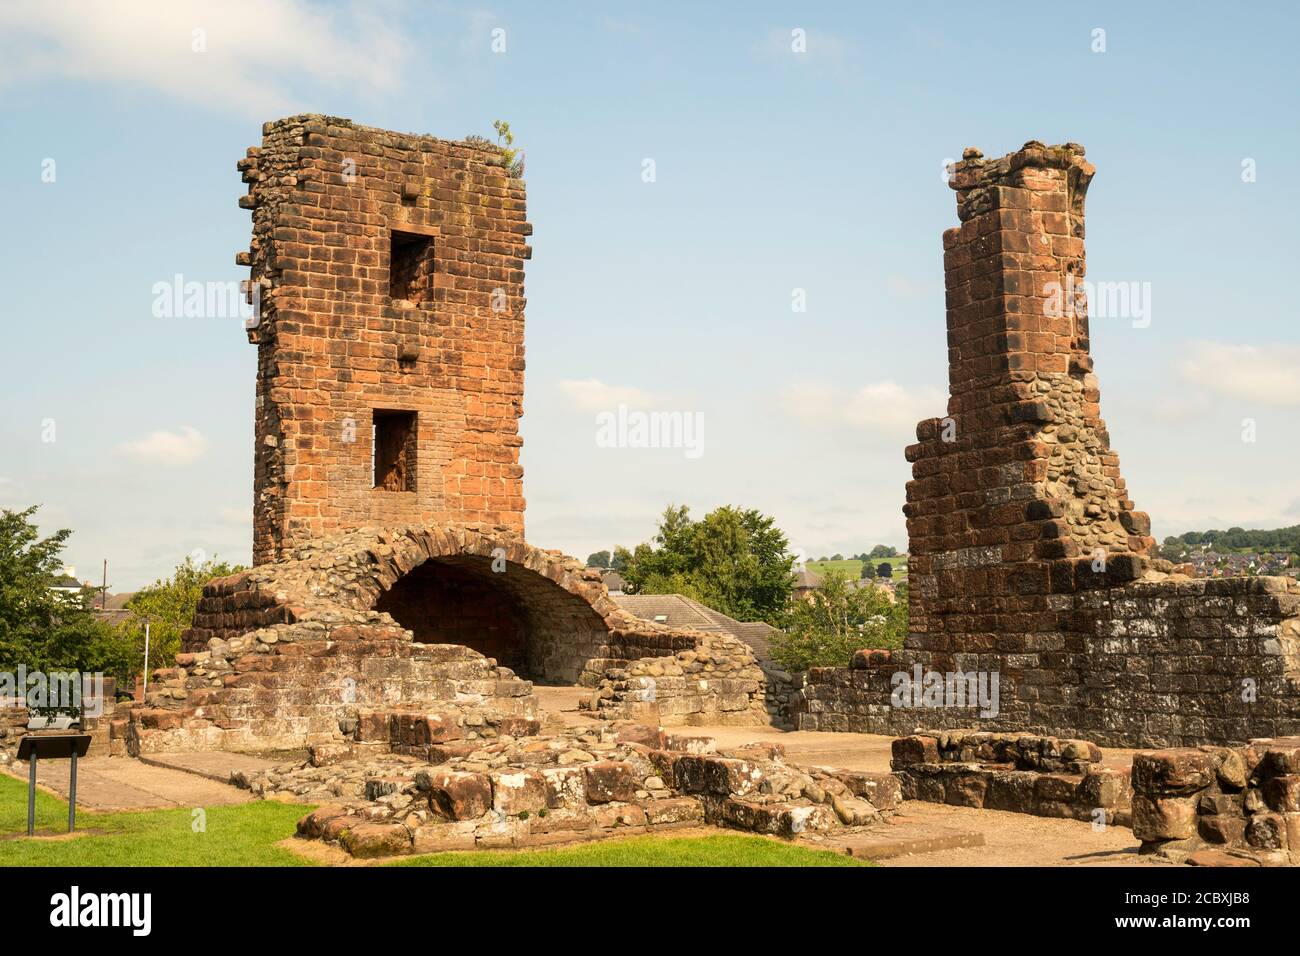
[143,621,151,696]
[18,734,92,836]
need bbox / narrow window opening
[373,409,417,492]
[389,230,435,305]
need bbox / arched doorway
[374,554,610,685]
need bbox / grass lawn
[0,772,310,867]
[807,556,907,579]
[0,774,867,867]
[389,833,868,867]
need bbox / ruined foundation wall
[794,142,1300,748]
[122,525,769,754]
[239,115,530,564]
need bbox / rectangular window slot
[372,409,417,492]
[389,230,435,305]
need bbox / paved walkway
[2,755,260,810]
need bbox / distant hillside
[1160,526,1300,559]
[806,556,908,578]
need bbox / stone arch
[340,525,682,686]
[373,553,610,684]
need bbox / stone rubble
[234,719,902,858]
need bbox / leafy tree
[771,571,907,671]
[869,544,899,558]
[610,547,630,572]
[620,505,796,624]
[586,550,612,569]
[830,553,844,562]
[0,506,134,681]
[876,562,893,578]
[120,555,245,674]
[860,561,877,580]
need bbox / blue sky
[1,1,1297,589]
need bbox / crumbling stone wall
[794,142,1300,748]
[890,730,1131,824]
[239,115,530,564]
[270,723,903,858]
[0,700,30,765]
[1131,738,1300,865]
[124,525,769,753]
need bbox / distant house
[93,591,137,627]
[598,569,627,595]
[612,593,779,663]
[792,569,823,602]
[49,566,85,597]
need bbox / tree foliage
[0,506,134,680]
[1160,525,1300,559]
[770,572,908,672]
[122,555,245,674]
[618,505,796,624]
[586,550,612,569]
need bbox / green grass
[808,556,907,578]
[0,775,868,868]
[0,772,311,866]
[389,833,868,867]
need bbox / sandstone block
[1131,749,1217,797]
[582,761,638,804]
[1132,795,1197,841]
[416,769,492,821]
[340,822,412,858]
[490,769,548,815]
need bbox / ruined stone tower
[796,142,1300,747]
[238,116,530,564]
[904,141,1154,647]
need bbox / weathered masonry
[240,116,528,566]
[115,117,771,758]
[794,142,1300,748]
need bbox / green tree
[0,506,134,680]
[869,544,898,558]
[771,571,907,672]
[620,505,796,624]
[860,561,877,580]
[122,555,246,673]
[586,550,612,569]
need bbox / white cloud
[0,0,409,117]
[843,382,945,431]
[1177,341,1300,408]
[116,426,208,467]
[781,381,944,433]
[559,379,656,412]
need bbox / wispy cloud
[1177,341,1300,408]
[559,379,656,412]
[0,0,410,118]
[116,426,208,467]
[780,381,944,433]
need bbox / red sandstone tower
[904,141,1155,658]
[237,116,531,564]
